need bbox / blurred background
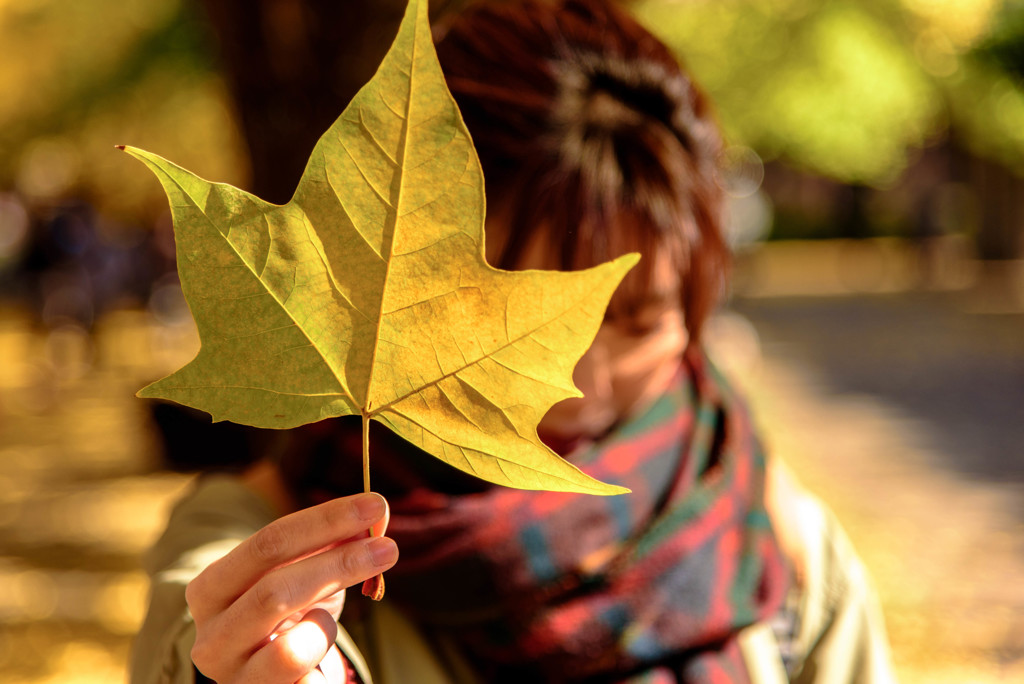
[0,0,1022,682]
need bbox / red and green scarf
[292,348,789,682]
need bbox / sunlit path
[0,308,192,684]
[710,292,1024,684]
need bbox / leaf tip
[572,481,631,496]
[114,144,126,151]
[136,379,170,402]
[619,251,642,269]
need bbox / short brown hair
[436,0,730,342]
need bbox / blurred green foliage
[633,0,1023,185]
[2,0,1024,230]
[952,2,1024,172]
[0,0,247,223]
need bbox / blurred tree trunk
[970,156,1024,260]
[197,0,468,205]
[833,184,871,239]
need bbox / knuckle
[252,573,293,615]
[332,543,369,580]
[189,637,218,677]
[250,523,288,564]
[321,498,355,532]
[184,569,217,611]
[184,576,203,610]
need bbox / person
[131,1,895,682]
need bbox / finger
[337,498,388,543]
[274,589,347,635]
[316,645,346,684]
[215,536,397,653]
[295,667,327,684]
[371,501,389,538]
[190,587,349,672]
[187,493,387,618]
[242,608,337,684]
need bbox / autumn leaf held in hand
[121,0,637,498]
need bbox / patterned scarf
[291,348,789,682]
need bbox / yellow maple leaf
[122,0,636,497]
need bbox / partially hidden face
[486,220,689,455]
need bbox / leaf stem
[362,410,371,496]
[360,409,386,600]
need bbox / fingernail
[354,493,385,521]
[368,537,398,567]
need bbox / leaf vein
[321,152,385,263]
[377,89,407,120]
[437,382,486,434]
[392,230,461,258]
[222,323,297,341]
[364,26,419,408]
[340,141,396,212]
[153,384,349,398]
[455,374,533,441]
[302,212,373,323]
[410,109,451,132]
[358,106,399,166]
[273,343,315,357]
[382,285,462,317]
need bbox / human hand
[186,493,397,683]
